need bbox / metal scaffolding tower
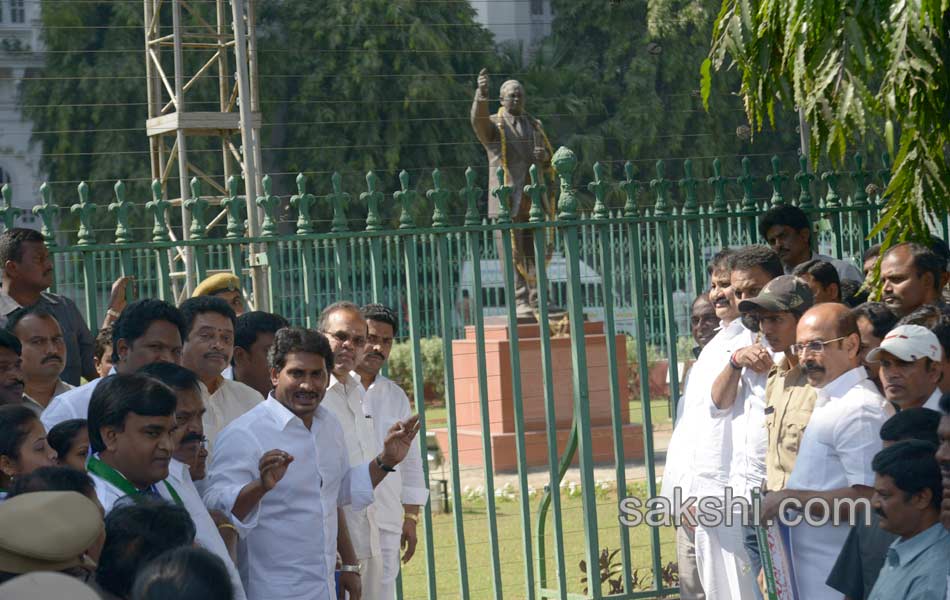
[142,0,267,309]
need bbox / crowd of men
[0,203,949,600]
[0,228,426,599]
[667,205,950,599]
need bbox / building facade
[0,0,43,227]
[469,0,553,61]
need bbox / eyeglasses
[324,330,367,347]
[790,335,849,356]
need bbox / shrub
[386,337,445,403]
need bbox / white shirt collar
[923,387,943,411]
[262,395,303,431]
[329,371,361,391]
[815,366,868,407]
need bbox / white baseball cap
[866,324,944,363]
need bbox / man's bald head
[795,303,861,387]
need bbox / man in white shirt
[179,297,263,445]
[701,246,784,599]
[758,205,864,283]
[662,248,738,600]
[355,303,429,599]
[318,301,387,598]
[6,306,73,413]
[42,299,186,430]
[867,324,944,411]
[139,361,247,600]
[761,303,887,600]
[202,327,421,600]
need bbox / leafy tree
[702,0,950,242]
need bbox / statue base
[433,318,644,473]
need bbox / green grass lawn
[398,488,677,599]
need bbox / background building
[0,0,43,227]
[470,0,553,61]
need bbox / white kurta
[202,397,374,600]
[785,367,886,600]
[166,459,247,600]
[201,378,264,446]
[359,373,430,593]
[41,376,104,430]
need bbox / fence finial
[109,180,134,244]
[329,172,351,233]
[552,146,578,220]
[525,164,546,223]
[679,159,698,215]
[492,167,513,224]
[184,177,210,240]
[589,162,610,220]
[146,180,170,242]
[0,183,22,231]
[427,169,452,228]
[767,155,787,206]
[255,174,281,237]
[795,155,815,211]
[222,175,247,238]
[395,170,419,230]
[739,157,756,212]
[620,162,639,218]
[708,158,729,215]
[461,167,483,227]
[33,183,57,246]
[650,160,671,216]
[850,153,869,208]
[361,172,383,232]
[289,173,316,235]
[70,181,96,245]
[821,170,841,209]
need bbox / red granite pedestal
[433,318,644,472]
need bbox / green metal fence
[4,146,939,599]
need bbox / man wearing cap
[708,275,810,598]
[0,490,103,583]
[193,273,245,317]
[761,303,887,600]
[867,324,945,412]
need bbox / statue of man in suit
[470,68,554,320]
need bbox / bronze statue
[471,68,554,320]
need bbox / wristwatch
[340,564,361,575]
[375,455,396,473]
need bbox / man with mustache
[0,229,103,385]
[42,299,187,431]
[898,303,950,394]
[864,440,949,600]
[203,327,421,600]
[851,302,899,394]
[319,301,387,598]
[704,248,784,599]
[0,330,25,406]
[758,205,863,283]
[826,407,942,600]
[761,303,887,600]
[85,372,181,513]
[662,248,737,600]
[6,307,73,413]
[179,297,263,446]
[355,303,428,600]
[867,324,944,411]
[232,311,289,397]
[879,242,946,317]
[138,362,246,600]
[690,294,719,357]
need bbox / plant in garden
[386,337,446,403]
[702,0,950,243]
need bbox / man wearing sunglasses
[761,302,888,600]
[319,301,385,598]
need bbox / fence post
[821,170,845,258]
[289,173,319,327]
[850,153,870,257]
[527,163,568,600]
[767,155,788,207]
[255,175,281,313]
[329,172,351,297]
[184,177,209,283]
[34,184,58,293]
[552,147,602,600]
[621,162,665,592]
[109,181,136,286]
[70,182,99,327]
[459,167,504,600]
[361,172,386,304]
[0,184,21,230]
[680,159,704,296]
[589,162,634,592]
[146,180,174,302]
[222,175,248,289]
[708,158,731,248]
[427,169,471,599]
[738,157,757,244]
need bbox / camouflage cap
[738,275,814,314]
